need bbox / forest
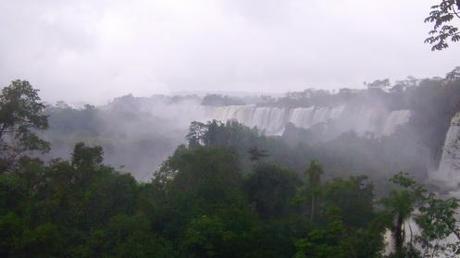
[1,79,460,257]
[2,1,460,257]
[39,68,460,185]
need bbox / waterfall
[207,104,411,138]
[287,106,344,130]
[288,106,315,129]
[208,105,288,135]
[436,112,460,189]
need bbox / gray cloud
[0,0,459,104]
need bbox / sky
[0,0,459,104]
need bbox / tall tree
[380,173,424,257]
[380,172,460,257]
[0,80,49,170]
[71,142,103,169]
[305,160,323,222]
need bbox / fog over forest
[2,1,460,258]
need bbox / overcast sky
[1,0,459,104]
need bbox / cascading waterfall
[288,106,344,130]
[209,105,289,135]
[435,112,460,189]
[207,104,411,137]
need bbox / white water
[207,104,411,137]
[288,106,344,131]
[112,97,411,139]
[207,105,288,135]
[435,112,460,190]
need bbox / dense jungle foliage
[1,80,460,258]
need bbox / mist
[40,77,446,183]
[2,1,460,257]
[1,0,460,104]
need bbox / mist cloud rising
[1,0,459,103]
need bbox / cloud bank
[0,0,459,103]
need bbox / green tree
[322,176,375,228]
[0,80,49,170]
[425,0,460,50]
[416,193,460,256]
[293,206,383,258]
[380,172,425,257]
[379,172,460,257]
[83,214,176,258]
[161,147,242,205]
[71,142,103,169]
[306,160,323,222]
[183,214,252,258]
[244,164,299,219]
[154,146,247,236]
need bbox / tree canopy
[1,82,459,257]
[425,0,460,50]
